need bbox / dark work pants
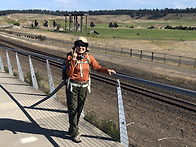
[66,85,88,137]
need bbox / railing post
[140,50,142,59]
[29,55,38,89]
[116,79,129,147]
[16,52,24,81]
[0,55,4,71]
[178,56,181,66]
[46,59,57,99]
[151,52,154,61]
[130,49,132,57]
[164,54,167,63]
[6,50,13,76]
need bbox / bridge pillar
[64,15,68,31]
[65,13,88,33]
[69,14,73,31]
[84,14,89,33]
[80,15,83,32]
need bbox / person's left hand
[108,69,116,75]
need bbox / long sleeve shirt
[66,53,108,82]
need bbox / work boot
[71,133,82,143]
[67,129,71,136]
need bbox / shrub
[36,35,46,41]
[13,22,20,26]
[148,26,155,29]
[84,111,120,141]
[24,71,43,87]
[4,66,9,73]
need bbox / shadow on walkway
[0,118,70,139]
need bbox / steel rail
[114,73,196,98]
[0,46,65,63]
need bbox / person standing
[65,36,116,143]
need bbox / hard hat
[73,36,89,52]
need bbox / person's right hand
[72,49,77,60]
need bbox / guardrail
[0,47,196,147]
[1,47,195,98]
[0,47,130,146]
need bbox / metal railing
[0,47,196,147]
[0,47,130,146]
[2,46,195,97]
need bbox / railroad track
[0,36,195,113]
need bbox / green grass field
[70,27,196,41]
[65,19,196,41]
[1,14,196,41]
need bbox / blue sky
[0,0,195,11]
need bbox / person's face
[75,41,87,54]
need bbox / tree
[53,20,57,27]
[113,22,118,28]
[13,22,20,26]
[165,25,173,29]
[90,21,95,27]
[34,20,38,27]
[43,20,48,27]
[109,22,113,28]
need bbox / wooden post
[151,52,154,61]
[164,54,167,63]
[178,56,181,66]
[140,50,142,59]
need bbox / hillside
[0,13,196,59]
[1,13,196,26]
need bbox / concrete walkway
[0,71,122,147]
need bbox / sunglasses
[76,43,87,47]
